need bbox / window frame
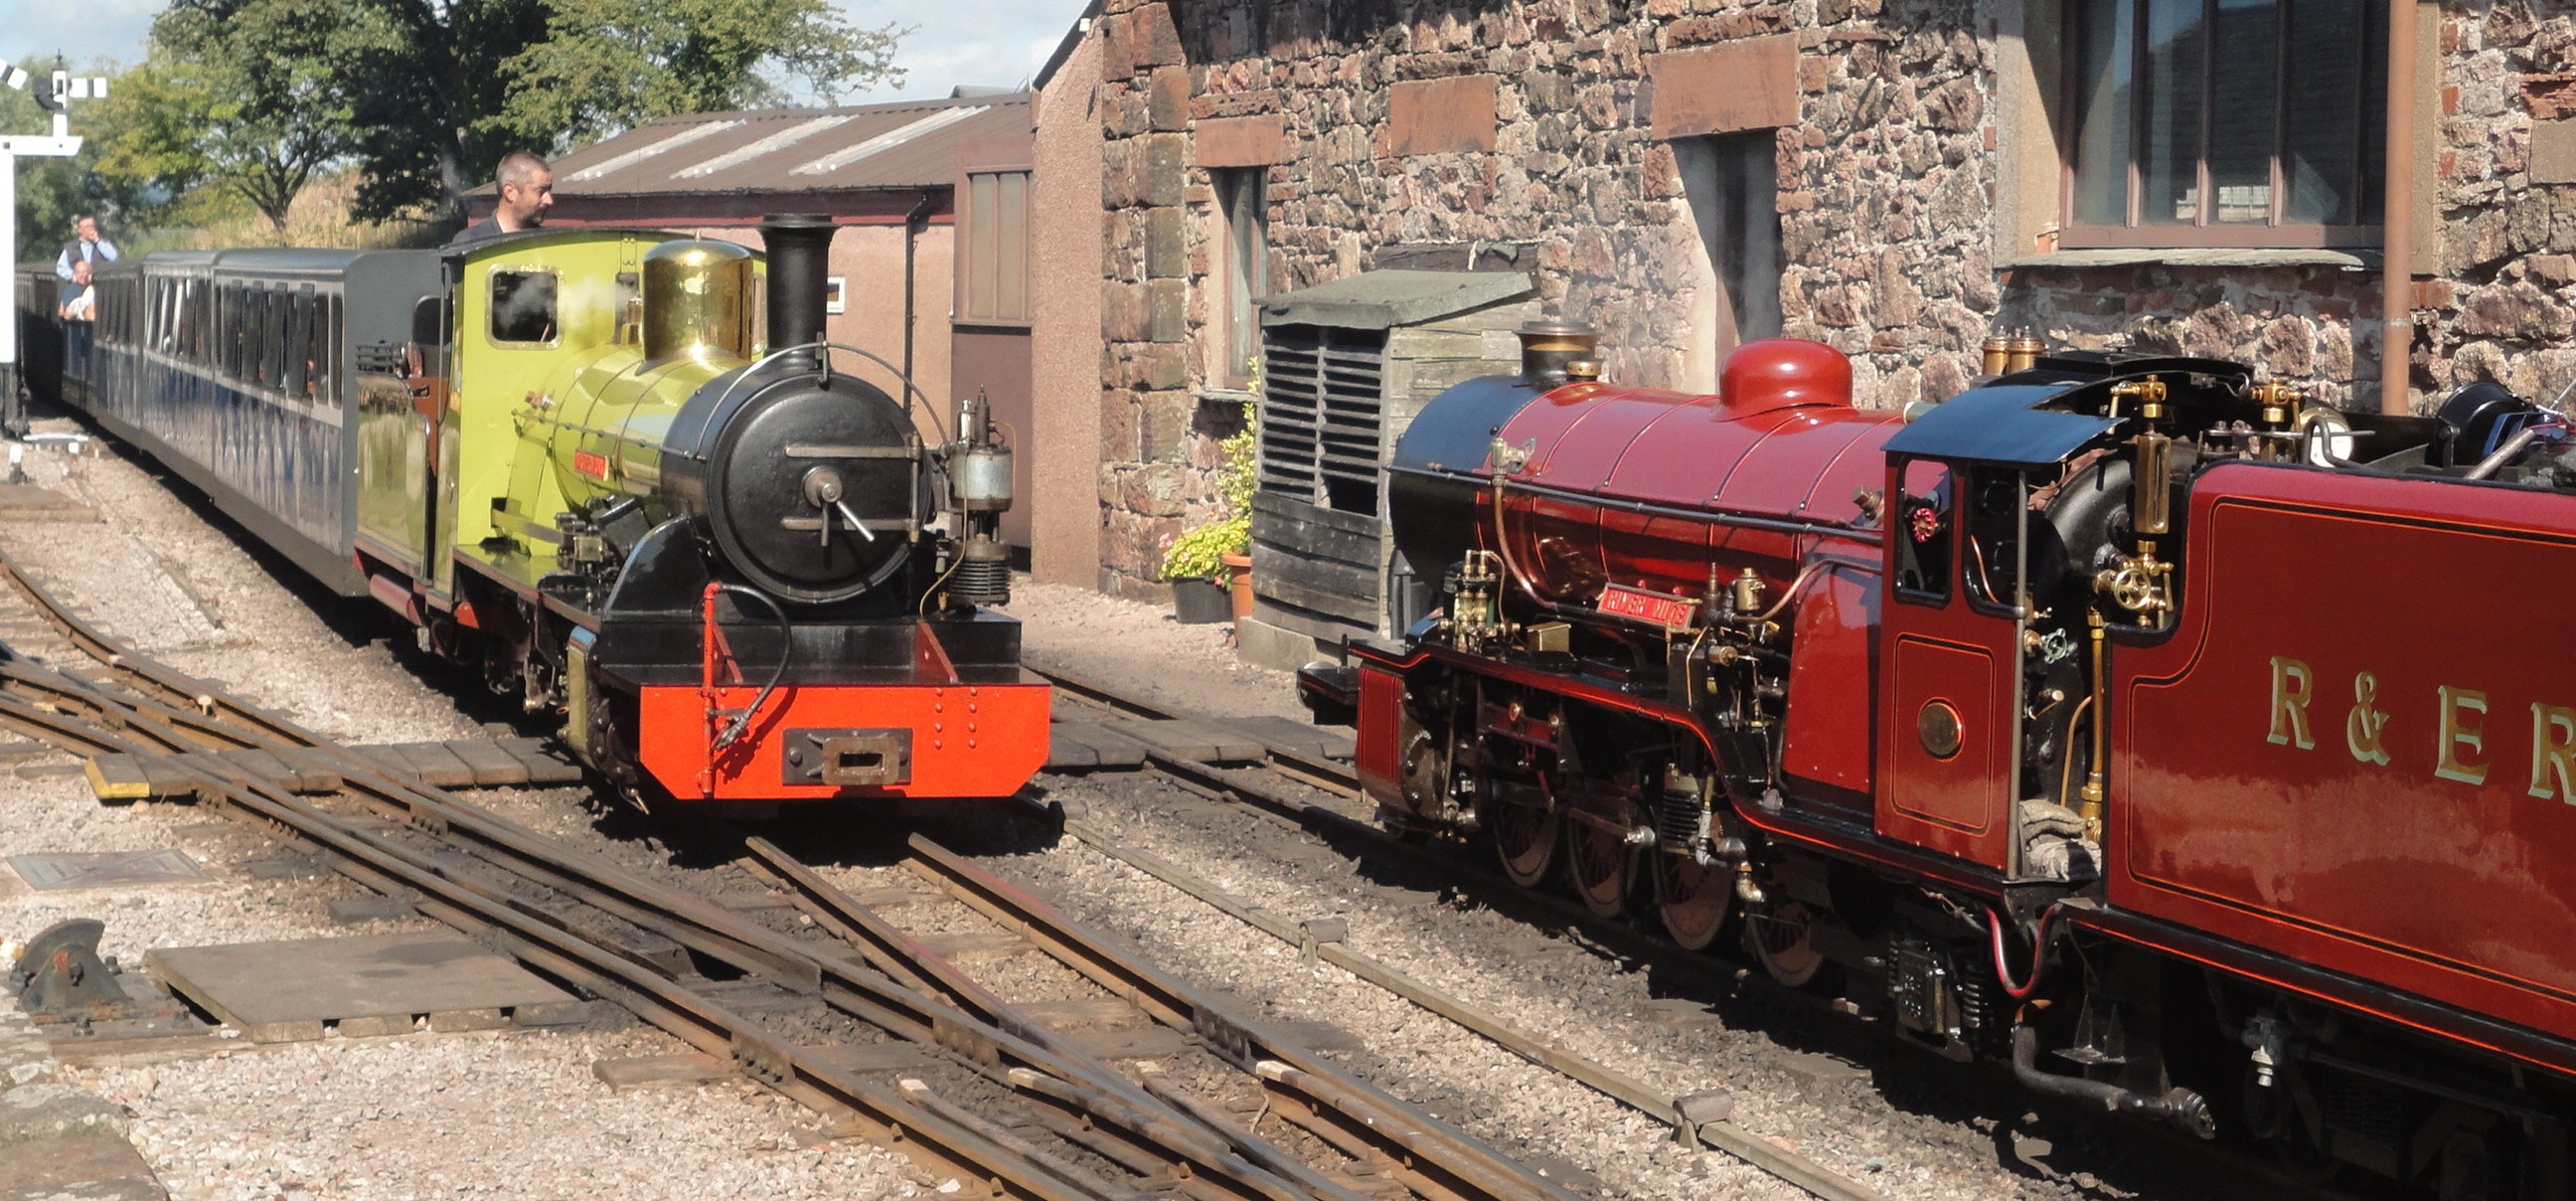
[1212,166,1268,391]
[2057,0,2386,250]
[958,168,1033,328]
[486,268,562,347]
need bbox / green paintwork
[431,230,764,594]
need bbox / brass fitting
[2109,378,2169,422]
[2246,380,2302,428]
[2004,332,2044,374]
[2094,543,2174,627]
[1729,568,1767,616]
[1980,333,2012,377]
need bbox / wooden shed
[1239,270,1537,670]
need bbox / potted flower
[1157,406,1257,624]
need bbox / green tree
[502,0,907,146]
[305,0,907,223]
[93,0,392,234]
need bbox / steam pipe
[902,190,935,419]
[2011,1025,2217,1138]
[2379,0,2414,416]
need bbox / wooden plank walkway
[84,738,584,803]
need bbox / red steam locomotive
[1332,328,2576,1197]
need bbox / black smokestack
[760,214,839,363]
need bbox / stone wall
[2422,0,2576,405]
[1085,0,2576,596]
[1091,0,2000,595]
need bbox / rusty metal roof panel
[550,94,1032,198]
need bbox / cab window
[489,270,558,344]
[1892,458,1953,601]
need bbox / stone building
[1047,0,2576,624]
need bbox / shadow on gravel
[1301,817,2372,1201]
[669,795,1066,876]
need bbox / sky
[0,0,1088,105]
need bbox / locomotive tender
[15,217,1046,808]
[1337,327,2576,1195]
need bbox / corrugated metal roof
[550,94,1032,198]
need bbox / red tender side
[2112,461,2576,1043]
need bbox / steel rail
[0,571,1330,1198]
[0,550,316,749]
[0,686,1123,1200]
[899,835,1585,1201]
[741,838,1366,1201]
[0,655,1326,1200]
[1027,670,1887,1201]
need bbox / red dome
[1720,338,1852,413]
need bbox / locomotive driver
[447,151,555,248]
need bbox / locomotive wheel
[1489,787,1559,888]
[1746,898,1828,988]
[1563,804,1635,919]
[1652,851,1734,950]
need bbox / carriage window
[226,287,246,380]
[260,289,285,388]
[1892,459,1954,601]
[325,295,343,396]
[285,292,314,397]
[488,270,558,344]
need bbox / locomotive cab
[1874,382,2133,882]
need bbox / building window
[1677,133,1782,364]
[962,169,1030,324]
[1214,168,1268,387]
[2065,0,2385,247]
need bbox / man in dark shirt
[446,152,555,249]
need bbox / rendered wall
[1032,32,1110,589]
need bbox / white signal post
[0,66,108,435]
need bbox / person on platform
[59,257,95,370]
[446,152,555,249]
[59,258,94,321]
[54,216,118,281]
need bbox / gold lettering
[2345,671,2390,766]
[2436,686,2490,785]
[2530,704,2576,803]
[2267,657,2316,750]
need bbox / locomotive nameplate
[1596,584,1695,629]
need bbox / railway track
[0,548,1582,1201]
[1028,663,2378,1201]
[1033,665,1885,1201]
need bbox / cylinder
[952,445,1014,510]
[760,214,841,363]
[1516,321,1599,386]
[642,241,754,364]
[1980,334,2012,377]
[2004,333,2045,375]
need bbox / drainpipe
[2379,0,2415,416]
[902,189,935,420]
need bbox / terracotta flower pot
[1219,551,1254,623]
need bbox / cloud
[2,0,157,67]
[834,0,1086,102]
